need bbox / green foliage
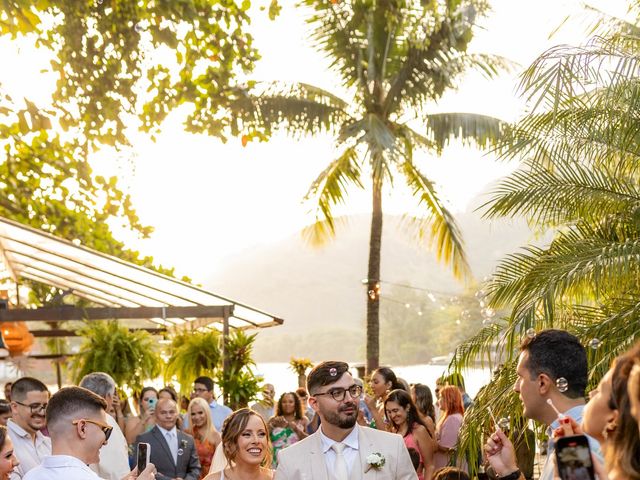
[0,0,269,147]
[165,329,260,408]
[164,330,222,391]
[217,331,261,409]
[289,357,314,376]
[449,6,640,474]
[72,321,161,391]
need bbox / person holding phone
[23,386,157,480]
[483,330,602,480]
[553,341,640,480]
[126,388,158,445]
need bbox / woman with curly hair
[267,392,309,466]
[204,408,272,480]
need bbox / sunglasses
[72,418,113,441]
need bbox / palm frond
[424,112,508,153]
[302,146,364,244]
[226,82,353,137]
[483,159,640,227]
[400,161,471,280]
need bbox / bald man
[134,399,200,480]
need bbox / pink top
[434,413,464,471]
[404,431,424,480]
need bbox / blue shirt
[183,399,232,431]
[540,405,603,480]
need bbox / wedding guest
[385,389,434,480]
[204,409,272,480]
[268,393,308,465]
[0,425,19,479]
[134,398,200,480]
[295,389,314,422]
[8,377,50,480]
[251,385,275,423]
[483,329,602,480]
[411,384,436,437]
[0,401,11,426]
[23,386,156,480]
[365,367,404,430]
[631,358,640,426]
[187,378,231,432]
[159,387,178,403]
[185,398,221,480]
[434,386,465,472]
[79,373,129,480]
[552,341,640,480]
[124,387,157,445]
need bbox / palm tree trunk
[366,180,383,374]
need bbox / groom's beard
[323,400,358,429]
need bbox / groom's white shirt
[275,423,417,480]
[319,424,359,475]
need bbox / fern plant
[164,329,222,393]
[72,320,161,391]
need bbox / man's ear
[76,420,88,439]
[308,396,319,413]
[538,373,552,395]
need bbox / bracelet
[498,469,521,480]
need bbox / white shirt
[89,414,130,480]
[24,455,100,480]
[319,426,359,475]
[157,425,178,464]
[8,419,52,480]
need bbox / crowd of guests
[0,328,635,480]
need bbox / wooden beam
[0,305,231,322]
[30,328,167,338]
[0,353,75,360]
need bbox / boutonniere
[365,453,386,472]
[178,439,188,456]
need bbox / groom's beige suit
[274,424,417,480]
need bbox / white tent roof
[0,216,283,330]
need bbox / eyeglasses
[313,385,362,402]
[72,419,113,441]
[193,387,209,393]
[14,401,47,414]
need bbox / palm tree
[449,7,640,471]
[227,0,509,371]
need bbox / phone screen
[137,443,150,473]
[555,436,595,480]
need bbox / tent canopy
[0,216,283,330]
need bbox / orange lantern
[0,322,34,357]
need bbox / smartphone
[137,442,151,473]
[555,435,596,480]
[147,397,157,410]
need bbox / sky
[1,0,630,282]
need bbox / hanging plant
[72,320,161,391]
[164,329,222,393]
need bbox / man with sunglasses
[24,386,155,480]
[79,373,130,480]
[275,361,417,480]
[8,377,51,480]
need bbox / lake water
[255,363,491,397]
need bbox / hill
[204,210,538,363]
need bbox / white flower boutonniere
[365,453,386,472]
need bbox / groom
[275,361,417,480]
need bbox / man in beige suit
[275,361,417,480]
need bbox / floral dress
[270,420,305,466]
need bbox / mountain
[204,210,540,363]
